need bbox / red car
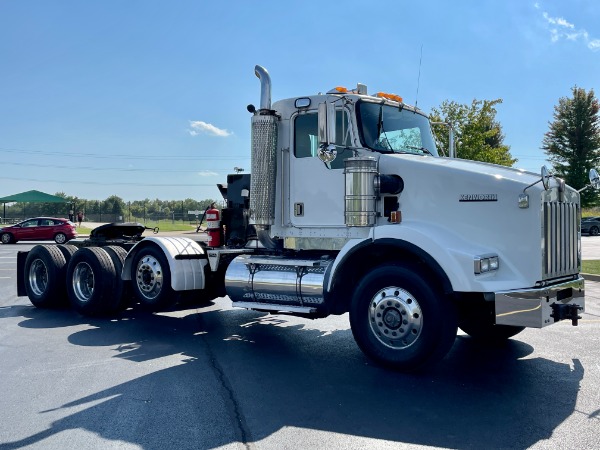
[0,217,78,244]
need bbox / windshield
[357,101,438,156]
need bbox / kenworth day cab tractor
[16,65,597,371]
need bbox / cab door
[289,108,353,227]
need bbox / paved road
[0,243,599,449]
[582,235,600,259]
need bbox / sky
[1,0,599,202]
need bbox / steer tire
[457,299,525,342]
[131,245,175,310]
[591,226,599,236]
[24,245,69,308]
[66,247,118,317]
[350,264,458,371]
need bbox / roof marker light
[376,92,403,103]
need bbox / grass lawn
[77,221,197,235]
[134,221,198,232]
[581,260,600,275]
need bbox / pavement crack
[194,313,253,450]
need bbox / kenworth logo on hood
[459,194,498,202]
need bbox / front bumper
[494,277,585,328]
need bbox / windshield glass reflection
[357,102,438,156]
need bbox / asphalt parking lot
[0,240,599,449]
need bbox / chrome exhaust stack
[255,65,272,110]
[250,65,278,248]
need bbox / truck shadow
[3,303,585,449]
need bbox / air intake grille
[543,201,579,279]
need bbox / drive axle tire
[103,245,131,311]
[66,247,119,316]
[591,226,599,236]
[24,245,69,308]
[131,245,175,310]
[350,264,457,371]
[56,244,78,263]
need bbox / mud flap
[16,251,29,297]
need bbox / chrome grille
[543,201,579,279]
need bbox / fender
[371,222,533,292]
[327,222,532,294]
[122,237,207,291]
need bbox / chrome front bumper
[494,277,585,328]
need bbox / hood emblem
[459,194,498,202]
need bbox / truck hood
[374,153,579,289]
[379,154,543,189]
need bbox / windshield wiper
[404,145,433,155]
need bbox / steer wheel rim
[1,234,10,243]
[369,286,423,349]
[28,259,49,296]
[136,255,163,300]
[72,262,94,302]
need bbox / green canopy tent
[0,190,69,223]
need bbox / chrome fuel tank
[225,255,331,306]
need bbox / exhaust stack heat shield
[250,114,278,227]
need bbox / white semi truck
[16,65,595,371]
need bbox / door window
[294,109,353,169]
[22,220,39,227]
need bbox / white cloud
[542,12,574,29]
[198,170,219,177]
[188,121,232,137]
[589,39,600,51]
[537,5,599,52]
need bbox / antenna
[415,44,423,109]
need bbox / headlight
[474,255,499,274]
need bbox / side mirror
[541,165,551,190]
[318,102,336,147]
[590,168,600,189]
[577,168,600,193]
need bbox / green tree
[102,195,126,221]
[542,87,600,207]
[430,99,516,166]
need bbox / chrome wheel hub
[28,259,49,296]
[136,255,163,300]
[369,286,423,349]
[72,262,94,302]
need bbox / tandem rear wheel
[66,247,123,316]
[131,246,176,310]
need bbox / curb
[582,273,600,282]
